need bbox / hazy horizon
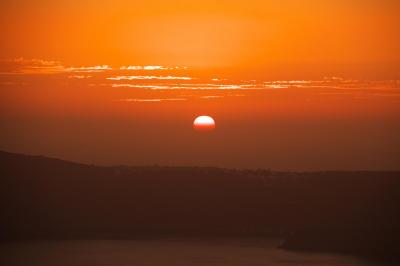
[1,62,399,171]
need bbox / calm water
[0,238,395,266]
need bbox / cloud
[199,95,224,99]
[68,75,92,79]
[120,66,163,70]
[0,81,27,86]
[319,92,353,95]
[0,58,192,75]
[199,94,245,99]
[111,84,171,89]
[109,83,260,90]
[263,84,289,89]
[66,65,112,72]
[107,75,192,80]
[116,98,187,102]
[0,58,64,74]
[119,66,187,70]
[2,59,398,97]
[0,59,111,74]
[372,93,400,97]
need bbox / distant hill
[0,150,399,260]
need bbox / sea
[0,238,396,266]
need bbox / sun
[193,116,215,131]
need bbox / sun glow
[193,116,216,131]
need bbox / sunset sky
[0,0,399,170]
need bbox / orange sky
[0,1,399,170]
[1,0,399,72]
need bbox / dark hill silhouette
[0,150,399,260]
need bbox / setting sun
[193,115,216,131]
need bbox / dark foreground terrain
[1,150,399,260]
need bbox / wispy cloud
[2,60,399,99]
[119,66,187,70]
[68,75,92,79]
[0,58,64,74]
[199,94,245,98]
[120,66,166,70]
[0,59,192,75]
[0,58,112,74]
[265,80,313,84]
[263,84,289,89]
[111,84,171,89]
[109,83,259,90]
[199,95,224,99]
[107,75,193,80]
[66,65,112,72]
[372,93,400,97]
[0,81,27,86]
[116,98,187,102]
[319,92,353,95]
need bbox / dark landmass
[0,150,399,260]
